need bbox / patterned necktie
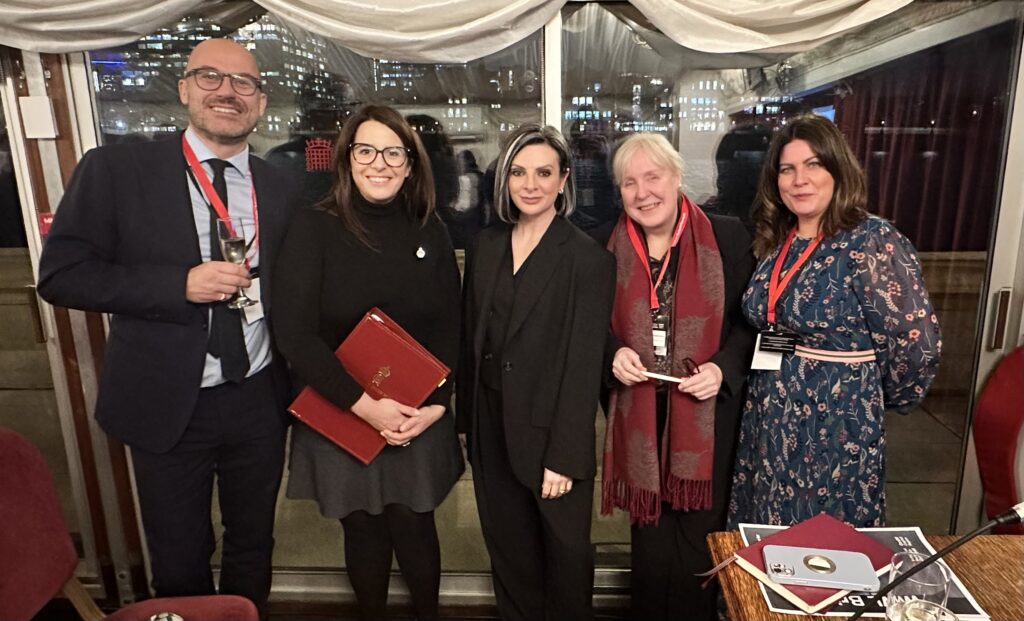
[206,159,250,383]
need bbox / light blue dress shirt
[184,128,272,387]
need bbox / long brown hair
[752,115,868,258]
[321,104,435,249]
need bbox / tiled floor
[884,392,968,534]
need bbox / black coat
[457,217,616,488]
[37,133,297,453]
[700,214,758,515]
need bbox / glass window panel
[0,104,83,549]
[91,13,542,250]
[89,12,542,575]
[562,1,1023,549]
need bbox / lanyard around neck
[181,134,260,260]
[767,227,824,325]
[625,198,688,310]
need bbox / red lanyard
[181,134,260,265]
[767,227,824,325]
[625,199,689,310]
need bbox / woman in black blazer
[457,124,615,621]
[601,133,756,621]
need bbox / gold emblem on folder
[371,366,391,389]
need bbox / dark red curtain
[834,23,1016,252]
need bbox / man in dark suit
[37,38,296,617]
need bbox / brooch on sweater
[416,246,426,259]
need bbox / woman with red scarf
[602,133,756,621]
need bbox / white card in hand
[750,333,783,371]
[242,277,264,324]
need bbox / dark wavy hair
[321,104,435,249]
[493,124,575,223]
[752,115,868,258]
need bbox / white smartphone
[762,545,880,592]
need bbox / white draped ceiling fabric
[629,0,913,53]
[0,0,911,61]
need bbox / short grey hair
[493,124,575,223]
[612,133,685,186]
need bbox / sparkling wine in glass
[216,218,256,309]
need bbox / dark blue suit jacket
[38,133,298,453]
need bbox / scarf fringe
[602,478,661,526]
[664,474,713,513]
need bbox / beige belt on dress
[793,345,877,364]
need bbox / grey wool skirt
[286,410,465,518]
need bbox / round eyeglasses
[184,67,262,96]
[350,143,410,167]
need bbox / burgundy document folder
[734,514,895,614]
[288,307,450,465]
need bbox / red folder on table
[288,307,449,465]
[733,513,894,614]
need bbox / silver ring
[402,441,411,447]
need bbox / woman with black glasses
[272,104,463,621]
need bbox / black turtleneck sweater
[271,194,461,411]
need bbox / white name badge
[653,328,668,357]
[750,332,783,371]
[242,277,264,324]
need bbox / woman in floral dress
[728,115,941,528]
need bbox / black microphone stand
[847,503,1024,620]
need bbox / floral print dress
[728,216,941,527]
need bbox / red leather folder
[734,514,894,614]
[288,307,450,465]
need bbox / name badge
[653,317,669,358]
[751,333,783,371]
[758,327,799,354]
[242,277,264,324]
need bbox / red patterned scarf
[601,197,724,525]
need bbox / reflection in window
[90,13,542,248]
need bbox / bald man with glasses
[38,38,298,618]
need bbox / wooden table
[708,533,1024,620]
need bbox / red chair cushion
[0,428,80,620]
[973,346,1024,534]
[102,595,259,621]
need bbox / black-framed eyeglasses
[350,143,410,167]
[184,67,262,96]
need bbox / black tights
[341,504,441,621]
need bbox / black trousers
[130,367,287,619]
[630,504,721,621]
[471,385,595,621]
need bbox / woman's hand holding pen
[678,361,723,401]
[612,347,648,385]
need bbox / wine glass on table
[216,218,256,309]
[885,552,951,620]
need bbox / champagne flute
[216,218,256,309]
